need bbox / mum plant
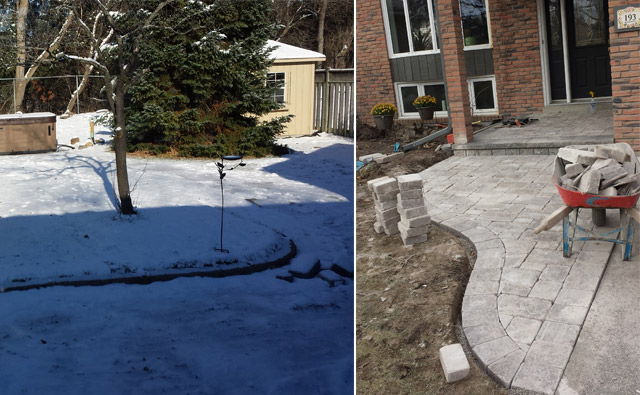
[371,103,397,116]
[413,95,437,109]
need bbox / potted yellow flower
[413,95,437,121]
[371,103,397,131]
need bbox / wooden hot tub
[0,112,56,154]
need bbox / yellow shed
[262,40,325,136]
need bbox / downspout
[402,0,452,151]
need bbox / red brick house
[357,0,639,150]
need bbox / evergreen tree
[126,0,290,157]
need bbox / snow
[266,40,326,61]
[0,113,354,393]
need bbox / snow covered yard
[0,113,354,393]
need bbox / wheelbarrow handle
[534,204,574,234]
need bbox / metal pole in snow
[12,79,16,113]
[75,75,80,114]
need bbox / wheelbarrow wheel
[592,208,606,227]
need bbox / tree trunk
[14,0,28,112]
[113,40,135,215]
[65,64,93,116]
[316,0,328,54]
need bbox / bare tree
[14,1,73,112]
[60,0,177,215]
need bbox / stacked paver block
[395,174,431,246]
[367,176,400,235]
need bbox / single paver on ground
[419,155,627,395]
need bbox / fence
[314,68,354,137]
[0,75,108,115]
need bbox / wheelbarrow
[535,144,640,260]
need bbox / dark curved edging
[1,239,297,293]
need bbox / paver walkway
[420,155,623,395]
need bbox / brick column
[356,0,396,125]
[436,0,473,143]
[491,1,544,117]
[609,1,640,152]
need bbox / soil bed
[356,122,507,394]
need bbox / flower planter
[373,115,394,131]
[418,108,435,121]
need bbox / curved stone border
[1,240,297,294]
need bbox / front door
[545,0,612,100]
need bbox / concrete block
[70,137,80,145]
[535,321,580,345]
[554,288,594,307]
[371,178,399,195]
[497,294,552,321]
[373,222,384,234]
[359,153,384,164]
[501,268,540,289]
[623,161,636,175]
[599,164,627,189]
[439,344,470,383]
[528,280,562,301]
[591,158,619,170]
[374,198,398,211]
[506,317,542,345]
[367,176,392,192]
[511,361,564,395]
[396,195,426,210]
[526,340,573,369]
[546,304,589,325]
[398,221,428,238]
[373,189,398,203]
[577,169,601,194]
[487,349,525,388]
[539,265,570,282]
[464,323,505,347]
[383,222,399,236]
[598,186,618,196]
[399,189,423,200]
[396,173,423,191]
[564,163,584,178]
[376,214,400,229]
[397,205,428,219]
[558,147,605,166]
[374,152,404,164]
[472,336,520,370]
[400,214,431,228]
[401,233,428,246]
[375,206,400,221]
[594,145,630,163]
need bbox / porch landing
[452,103,614,156]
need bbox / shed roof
[267,40,326,63]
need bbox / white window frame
[460,0,493,51]
[381,0,440,59]
[267,72,286,104]
[394,82,448,119]
[467,75,498,114]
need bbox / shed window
[383,0,438,56]
[267,72,286,104]
[460,0,491,48]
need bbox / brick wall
[609,1,640,152]
[356,0,396,125]
[491,1,544,118]
[437,0,474,143]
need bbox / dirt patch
[356,122,507,394]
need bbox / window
[396,83,448,117]
[468,76,498,113]
[460,0,491,48]
[266,72,286,104]
[382,0,438,56]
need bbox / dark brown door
[567,0,611,98]
[546,0,611,100]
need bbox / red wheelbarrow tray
[552,143,640,209]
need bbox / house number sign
[614,4,640,32]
